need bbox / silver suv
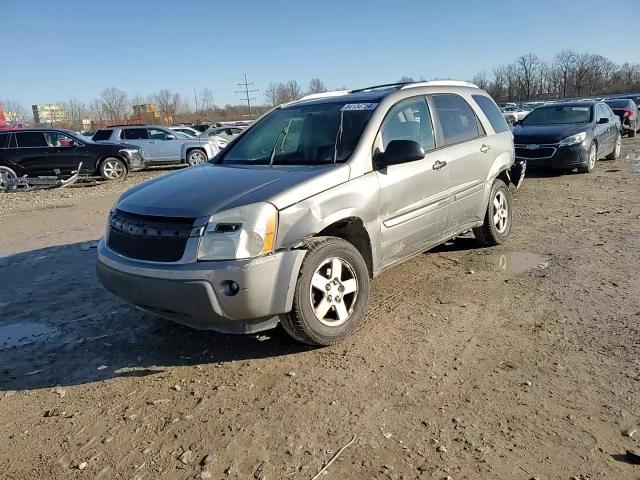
[93,125,218,167]
[97,81,524,346]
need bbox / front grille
[515,146,556,159]
[107,209,195,262]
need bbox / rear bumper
[516,143,588,169]
[96,239,306,333]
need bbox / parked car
[605,98,638,137]
[513,101,621,173]
[97,80,524,346]
[92,125,218,167]
[0,128,144,184]
[191,123,212,133]
[169,126,202,138]
[201,125,245,142]
[80,130,96,137]
[501,105,531,121]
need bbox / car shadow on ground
[0,242,311,392]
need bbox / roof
[287,80,480,108]
[537,101,598,108]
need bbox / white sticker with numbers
[341,103,378,111]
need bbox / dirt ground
[1,138,639,480]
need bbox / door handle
[480,144,491,153]
[433,160,447,170]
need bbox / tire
[186,149,207,166]
[473,179,512,247]
[578,142,597,173]
[606,132,621,160]
[100,157,127,181]
[280,237,370,346]
[0,166,19,190]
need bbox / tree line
[472,50,640,103]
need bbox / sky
[1,0,638,109]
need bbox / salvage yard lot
[1,139,640,479]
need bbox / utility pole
[234,74,259,117]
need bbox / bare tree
[153,89,181,124]
[264,83,280,107]
[62,98,87,130]
[1,99,29,125]
[88,99,106,123]
[100,87,129,124]
[471,71,490,90]
[199,88,214,113]
[307,78,327,94]
[516,53,541,100]
[284,80,303,102]
[398,76,415,83]
[554,49,577,99]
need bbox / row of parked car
[0,121,250,186]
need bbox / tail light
[622,109,634,118]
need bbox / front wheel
[473,179,512,247]
[578,142,597,173]
[186,149,207,166]
[606,132,621,160]
[0,166,19,190]
[280,237,370,346]
[100,157,127,181]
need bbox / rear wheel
[186,149,207,166]
[606,132,621,160]
[473,179,512,247]
[100,157,127,180]
[578,142,597,173]
[0,166,19,190]
[280,237,370,346]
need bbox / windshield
[219,101,377,165]
[522,105,592,125]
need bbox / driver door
[375,97,450,266]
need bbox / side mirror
[375,140,425,169]
[597,117,609,124]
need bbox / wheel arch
[97,154,129,174]
[314,217,374,277]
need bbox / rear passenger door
[375,96,450,265]
[13,131,50,176]
[429,94,489,231]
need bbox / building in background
[32,104,68,126]
[132,104,161,124]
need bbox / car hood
[513,124,590,144]
[117,163,351,218]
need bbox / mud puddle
[0,321,60,349]
[471,250,550,276]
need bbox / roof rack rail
[350,82,409,93]
[400,80,479,90]
[106,124,147,128]
[298,90,352,102]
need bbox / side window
[381,97,435,152]
[472,95,509,133]
[122,128,149,140]
[15,131,48,148]
[148,128,171,140]
[432,94,482,146]
[0,133,8,148]
[44,131,76,147]
[604,104,614,117]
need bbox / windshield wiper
[269,119,293,165]
[333,110,345,163]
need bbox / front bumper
[515,142,588,169]
[97,239,305,333]
[122,150,145,171]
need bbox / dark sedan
[605,98,639,137]
[512,101,621,174]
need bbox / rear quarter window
[472,95,510,133]
[16,131,48,147]
[93,129,113,141]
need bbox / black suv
[0,128,144,181]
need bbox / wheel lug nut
[325,284,331,291]
[338,286,344,293]
[326,295,332,302]
[335,297,341,303]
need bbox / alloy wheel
[0,167,18,189]
[309,257,358,327]
[103,160,125,179]
[493,191,509,234]
[589,144,597,170]
[614,134,621,158]
[188,151,206,165]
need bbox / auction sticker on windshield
[341,103,378,111]
[572,107,589,111]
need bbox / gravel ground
[0,138,639,479]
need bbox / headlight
[197,202,277,261]
[559,132,587,146]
